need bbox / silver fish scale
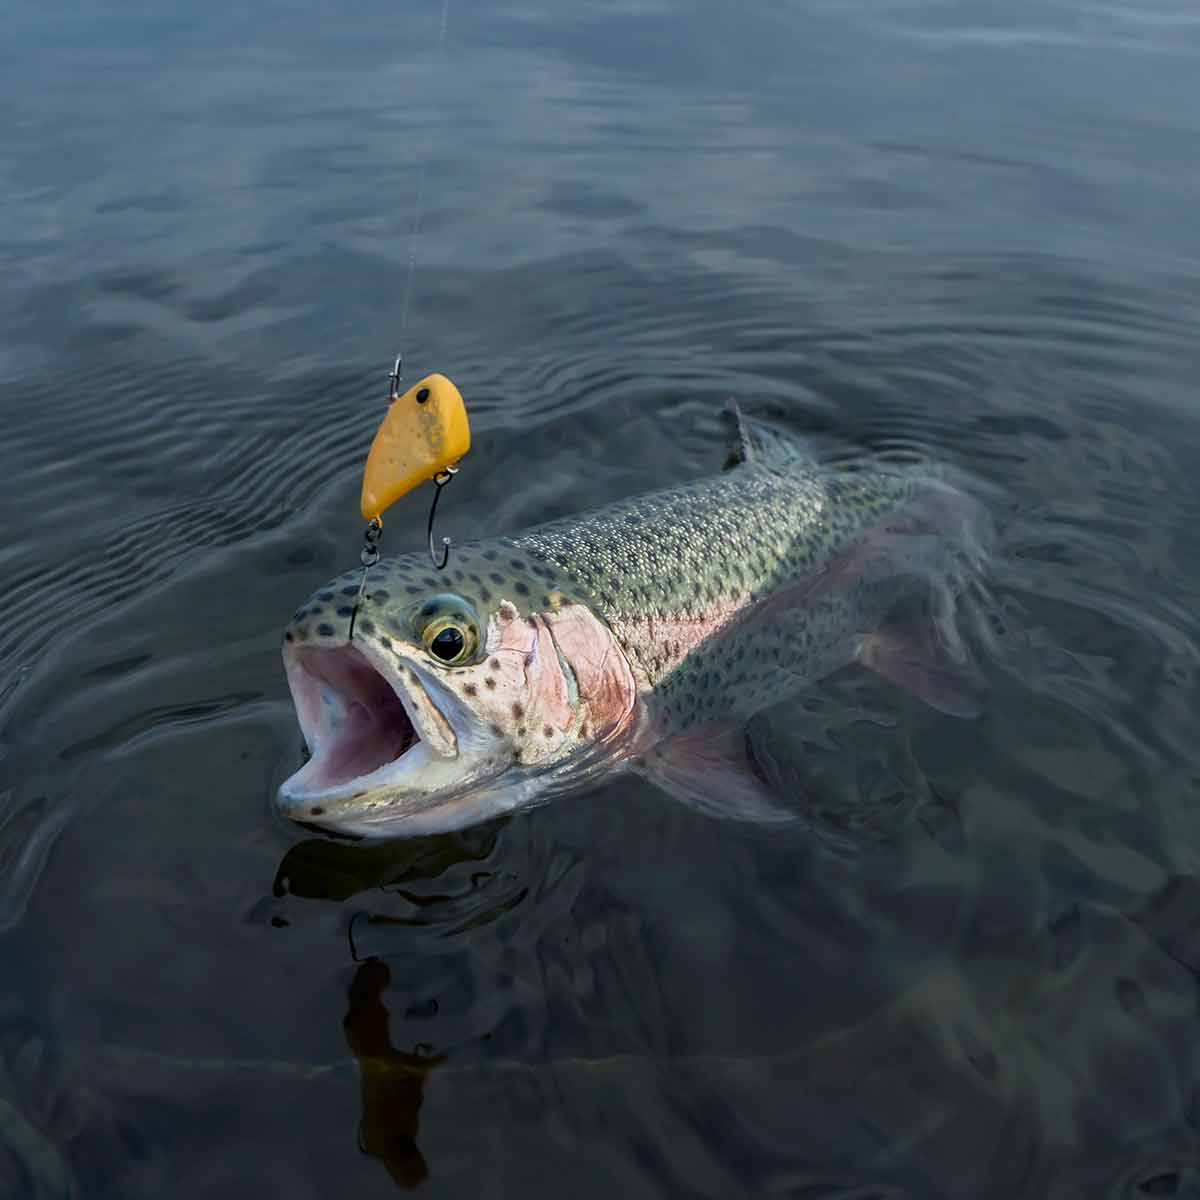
[514,463,919,696]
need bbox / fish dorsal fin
[723,400,815,472]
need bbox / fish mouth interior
[287,645,420,792]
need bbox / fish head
[276,546,638,837]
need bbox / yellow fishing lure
[360,372,471,523]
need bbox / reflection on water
[278,830,516,1192]
[344,957,444,1191]
[274,831,500,904]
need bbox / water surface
[3,1,1200,1196]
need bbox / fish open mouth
[279,644,455,802]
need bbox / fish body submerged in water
[278,412,991,837]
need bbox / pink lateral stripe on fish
[277,406,992,837]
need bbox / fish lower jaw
[277,736,438,808]
[275,746,520,836]
[288,770,548,838]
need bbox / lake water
[3,0,1200,1195]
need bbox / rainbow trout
[277,411,991,836]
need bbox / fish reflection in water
[275,829,510,1191]
[343,956,444,1191]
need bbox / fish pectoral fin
[857,622,984,719]
[636,724,799,825]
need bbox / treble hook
[427,466,457,569]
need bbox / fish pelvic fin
[723,400,818,473]
[857,619,985,719]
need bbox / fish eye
[416,594,480,667]
[429,625,465,663]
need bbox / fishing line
[350,0,454,644]
[397,0,451,359]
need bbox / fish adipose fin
[723,400,817,472]
[857,619,984,719]
[635,723,800,824]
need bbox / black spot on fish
[488,572,503,586]
[512,702,524,719]
[310,607,324,617]
[342,585,358,596]
[482,550,498,562]
[514,581,529,596]
[453,570,465,582]
[510,559,526,572]
[359,620,375,636]
[421,601,438,617]
[479,587,492,602]
[485,677,496,690]
[517,726,526,738]
[318,623,335,637]
[311,806,325,816]
[489,723,503,737]
[284,631,294,643]
[463,683,477,697]
[469,573,481,583]
[422,576,439,588]
[542,595,555,608]
[406,585,422,595]
[371,589,390,602]
[489,658,500,671]
[379,635,391,649]
[337,606,352,617]
[318,591,333,602]
[579,723,588,739]
[543,725,553,738]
